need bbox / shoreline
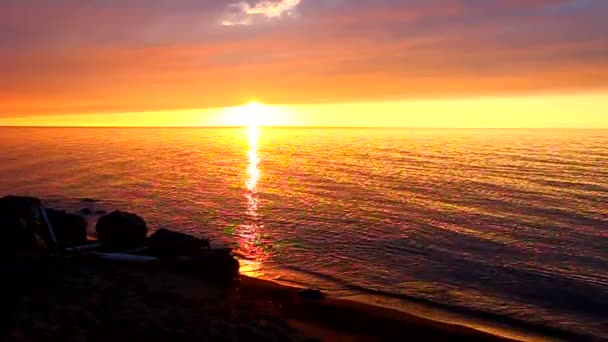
[243,266,590,342]
[245,274,568,342]
[240,274,523,342]
[2,256,518,341]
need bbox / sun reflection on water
[236,125,269,277]
[246,125,260,193]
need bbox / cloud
[221,0,303,26]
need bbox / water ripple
[0,127,606,339]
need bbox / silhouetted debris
[96,210,148,247]
[94,210,107,215]
[299,289,325,300]
[44,208,87,246]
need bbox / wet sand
[0,256,515,341]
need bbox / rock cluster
[0,195,239,280]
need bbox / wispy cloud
[221,0,303,26]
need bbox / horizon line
[0,126,607,130]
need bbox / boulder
[96,210,148,247]
[141,228,210,257]
[44,208,87,246]
[0,196,47,254]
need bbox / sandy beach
[0,256,517,341]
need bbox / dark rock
[96,210,148,247]
[44,208,87,246]
[149,228,209,248]
[149,228,197,244]
[94,210,107,215]
[298,289,325,300]
[0,196,46,254]
[140,228,210,257]
[78,208,93,215]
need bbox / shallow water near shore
[0,127,606,339]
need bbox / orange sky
[2,93,606,128]
[1,0,607,127]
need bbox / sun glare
[228,102,272,127]
[219,101,296,127]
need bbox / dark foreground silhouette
[0,257,514,341]
[0,195,512,341]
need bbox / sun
[221,101,293,127]
[229,102,272,127]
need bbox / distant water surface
[0,127,606,339]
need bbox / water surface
[0,127,606,339]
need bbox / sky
[1,0,607,127]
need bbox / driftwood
[63,243,105,253]
[61,232,239,280]
[89,252,159,263]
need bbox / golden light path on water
[246,125,260,192]
[236,125,268,276]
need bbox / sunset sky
[1,0,607,127]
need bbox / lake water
[0,127,606,339]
